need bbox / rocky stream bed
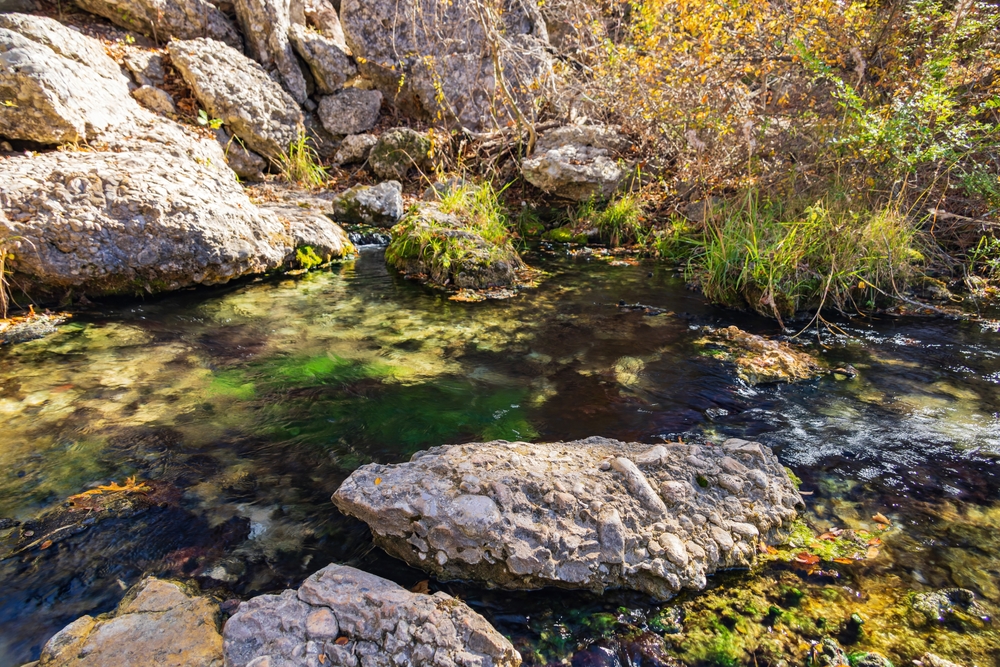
[0,250,998,666]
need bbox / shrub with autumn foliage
[555,0,1000,315]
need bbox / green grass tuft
[279,133,327,187]
[689,192,920,320]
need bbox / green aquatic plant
[295,246,324,270]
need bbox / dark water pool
[1,249,998,665]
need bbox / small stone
[333,133,377,166]
[132,85,176,115]
[331,180,403,227]
[318,88,383,136]
[369,127,433,180]
[305,608,339,638]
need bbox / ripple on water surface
[0,249,998,665]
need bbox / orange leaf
[872,513,891,525]
[40,540,53,550]
[866,546,880,559]
[833,558,854,564]
[374,477,382,486]
[794,552,820,565]
[867,537,882,546]
[334,637,349,646]
[410,580,430,594]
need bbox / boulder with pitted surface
[222,563,521,667]
[333,437,803,600]
[168,38,304,162]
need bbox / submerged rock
[331,180,403,226]
[912,588,992,625]
[385,203,526,289]
[697,326,826,384]
[33,578,223,666]
[522,125,631,201]
[333,437,802,599]
[223,563,521,667]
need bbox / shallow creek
[1,249,999,665]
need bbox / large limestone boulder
[289,23,356,94]
[0,29,136,144]
[0,149,293,296]
[334,437,803,600]
[0,13,128,85]
[73,0,240,49]
[385,203,525,289]
[522,125,632,201]
[168,38,304,162]
[234,0,308,104]
[34,577,223,666]
[223,563,521,667]
[340,0,553,129]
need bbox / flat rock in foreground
[33,577,222,666]
[334,437,802,599]
[223,563,521,667]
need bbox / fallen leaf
[872,512,891,525]
[410,580,430,594]
[318,655,327,664]
[334,637,349,646]
[833,558,854,564]
[817,532,840,541]
[867,537,882,546]
[374,477,382,486]
[40,540,52,550]
[794,552,820,565]
[866,546,880,559]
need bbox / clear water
[1,249,998,665]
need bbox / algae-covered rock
[333,437,802,599]
[697,325,826,384]
[222,563,521,667]
[35,577,223,666]
[385,202,525,289]
[369,128,433,180]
